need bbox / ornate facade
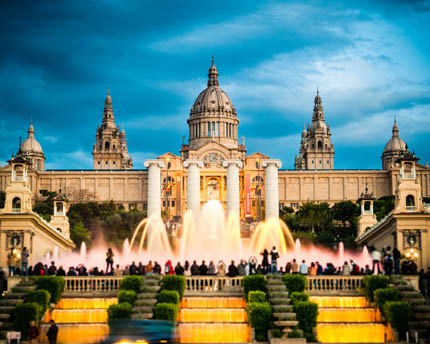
[0,58,429,225]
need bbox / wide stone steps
[273,312,296,320]
[269,298,291,304]
[274,320,299,327]
[131,313,153,320]
[272,305,294,312]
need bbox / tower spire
[207,56,219,87]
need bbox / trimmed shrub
[374,288,400,312]
[243,275,266,301]
[384,301,411,334]
[119,276,142,294]
[283,275,306,293]
[294,301,319,334]
[247,302,271,341]
[288,329,303,338]
[117,290,137,306]
[159,290,180,305]
[161,275,186,300]
[248,291,266,303]
[290,291,309,304]
[154,303,178,322]
[108,302,132,321]
[363,275,389,302]
[36,276,65,304]
[26,289,51,315]
[11,303,41,340]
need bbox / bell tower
[49,191,71,239]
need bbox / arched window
[12,197,21,213]
[208,121,211,136]
[198,123,201,137]
[364,201,371,211]
[212,121,215,136]
[318,141,322,149]
[105,141,110,150]
[56,203,63,213]
[406,195,415,211]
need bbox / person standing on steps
[47,320,58,344]
[260,249,269,274]
[270,246,279,274]
[106,248,114,274]
[21,247,30,276]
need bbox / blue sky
[0,0,429,170]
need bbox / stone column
[262,159,282,220]
[223,159,243,218]
[183,160,203,218]
[144,160,165,218]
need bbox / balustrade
[306,275,364,294]
[64,276,122,294]
[185,276,243,294]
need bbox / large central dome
[190,57,237,118]
[186,58,240,152]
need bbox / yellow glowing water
[55,298,117,309]
[310,296,369,308]
[177,297,251,343]
[317,308,383,323]
[177,323,252,343]
[39,324,109,344]
[317,323,395,343]
[180,297,246,308]
[45,309,108,323]
[178,308,247,323]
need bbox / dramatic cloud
[0,1,428,170]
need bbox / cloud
[45,150,92,170]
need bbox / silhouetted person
[270,246,279,273]
[137,262,145,275]
[47,319,58,344]
[261,249,269,274]
[227,260,238,277]
[199,260,208,275]
[190,260,200,275]
[393,248,401,275]
[56,266,65,276]
[153,261,161,274]
[106,248,114,274]
[175,262,184,275]
[48,261,57,275]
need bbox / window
[105,141,110,150]
[312,160,314,164]
[143,203,147,210]
[212,121,215,136]
[106,161,108,165]
[98,161,101,165]
[171,201,175,207]
[113,161,116,165]
[311,143,315,149]
[208,121,211,136]
[327,160,329,164]
[318,141,322,149]
[113,145,116,150]
[198,123,201,137]
[291,203,299,209]
[12,197,21,213]
[56,203,63,213]
[406,195,415,211]
[364,201,371,211]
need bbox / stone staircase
[266,275,298,337]
[0,278,36,339]
[131,275,161,320]
[390,276,430,340]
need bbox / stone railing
[63,276,123,295]
[185,276,244,294]
[305,275,364,294]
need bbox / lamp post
[163,157,171,222]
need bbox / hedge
[290,291,309,304]
[363,275,388,302]
[374,288,400,313]
[247,302,271,341]
[160,275,186,300]
[243,275,266,301]
[107,302,132,321]
[36,276,65,304]
[119,276,142,294]
[117,290,137,306]
[26,289,51,315]
[11,303,41,340]
[294,301,318,341]
[159,290,180,305]
[248,291,266,303]
[154,303,178,322]
[283,274,306,293]
[384,301,411,334]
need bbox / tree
[331,201,359,227]
[70,221,91,247]
[374,195,395,221]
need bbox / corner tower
[20,119,45,171]
[382,120,407,170]
[92,90,133,169]
[295,89,334,169]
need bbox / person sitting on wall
[260,249,269,274]
[217,261,226,276]
[299,260,308,275]
[248,256,257,275]
[237,260,247,276]
[184,261,191,277]
[208,261,216,275]
[199,260,208,275]
[48,261,57,276]
[175,262,184,275]
[106,248,114,275]
[145,261,153,275]
[190,261,200,276]
[153,261,161,274]
[56,266,66,276]
[291,259,299,274]
[227,260,238,277]
[129,262,137,275]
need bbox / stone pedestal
[262,159,282,220]
[223,159,243,218]
[184,160,203,219]
[144,160,165,218]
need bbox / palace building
[1,58,429,226]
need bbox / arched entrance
[207,178,219,199]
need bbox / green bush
[107,302,132,321]
[288,329,303,338]
[290,291,309,304]
[271,329,282,338]
[248,291,266,303]
[36,276,65,304]
[283,274,307,293]
[363,276,389,302]
[247,302,271,341]
[154,303,178,322]
[384,301,411,333]
[160,275,186,300]
[11,303,41,340]
[294,301,318,334]
[26,289,51,314]
[119,276,142,294]
[117,290,137,306]
[374,288,400,312]
[243,275,266,301]
[159,290,180,305]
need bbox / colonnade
[144,158,281,221]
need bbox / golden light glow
[55,298,117,309]
[180,297,245,308]
[310,296,369,308]
[39,324,109,344]
[317,308,383,323]
[178,308,247,323]
[177,324,251,343]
